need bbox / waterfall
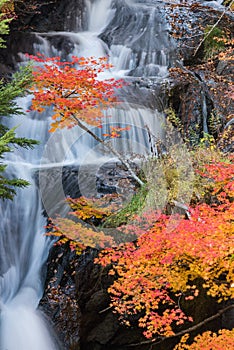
[0,0,176,348]
[30,0,173,168]
[0,110,58,348]
[85,0,115,32]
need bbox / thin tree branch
[126,304,234,347]
[71,115,145,187]
[224,118,234,129]
[193,0,234,57]
[99,305,112,314]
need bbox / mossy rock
[102,185,148,228]
[204,26,226,60]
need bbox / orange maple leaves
[96,156,234,339]
[45,195,121,252]
[27,54,123,132]
[175,329,234,350]
[67,195,120,222]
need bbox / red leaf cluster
[96,157,234,338]
[27,54,123,132]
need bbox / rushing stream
[0,0,178,348]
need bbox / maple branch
[71,115,145,187]
[193,0,234,57]
[126,304,234,347]
[63,90,78,99]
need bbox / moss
[102,142,226,229]
[102,185,148,228]
[165,107,183,131]
[204,26,226,60]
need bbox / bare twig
[99,305,112,314]
[72,115,145,187]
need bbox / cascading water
[0,0,176,348]
[0,111,58,348]
[31,0,174,167]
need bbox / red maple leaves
[27,54,123,132]
[96,156,234,338]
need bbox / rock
[216,59,234,75]
[74,248,146,350]
[12,0,86,33]
[0,0,87,72]
[41,244,230,350]
[39,243,81,350]
[40,245,146,350]
[96,161,137,197]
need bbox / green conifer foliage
[0,0,12,48]
[0,2,38,199]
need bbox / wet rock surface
[39,243,81,350]
[75,248,149,350]
[36,161,137,219]
[41,246,148,350]
[12,0,86,33]
[0,0,86,73]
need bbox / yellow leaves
[67,195,120,221]
[49,121,60,133]
[175,329,234,350]
[0,0,14,15]
[48,216,114,250]
[46,194,123,252]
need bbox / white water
[31,0,170,168]
[86,0,115,33]
[0,162,57,349]
[0,0,174,348]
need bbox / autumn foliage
[96,156,234,339]
[46,195,122,252]
[27,54,233,345]
[175,329,234,350]
[27,54,123,132]
[47,216,114,253]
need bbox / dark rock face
[41,246,148,350]
[0,0,87,73]
[216,59,234,76]
[39,243,81,350]
[76,249,144,350]
[166,2,234,66]
[13,0,86,33]
[38,160,139,350]
[36,161,137,220]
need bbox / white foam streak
[86,0,115,33]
